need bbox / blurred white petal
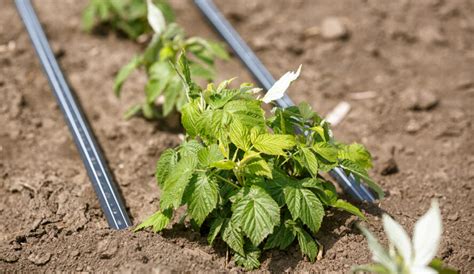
[358,225,398,273]
[262,65,302,103]
[410,266,437,274]
[147,0,166,35]
[382,214,412,264]
[413,200,442,267]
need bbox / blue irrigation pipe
[194,0,376,202]
[15,0,132,229]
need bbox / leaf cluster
[136,57,381,269]
[82,0,174,40]
[114,23,229,119]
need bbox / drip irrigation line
[15,0,131,229]
[194,0,376,202]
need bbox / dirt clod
[27,252,51,266]
[380,158,399,176]
[321,17,349,40]
[401,88,439,111]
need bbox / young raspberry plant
[82,0,174,40]
[135,55,383,270]
[113,0,229,119]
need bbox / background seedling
[82,0,174,40]
[113,1,228,119]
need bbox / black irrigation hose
[15,0,131,229]
[194,0,376,202]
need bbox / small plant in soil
[353,200,457,274]
[113,0,229,119]
[82,0,174,40]
[136,54,383,269]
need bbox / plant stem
[214,173,239,189]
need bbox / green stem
[214,173,240,189]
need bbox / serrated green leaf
[241,152,272,179]
[114,56,141,96]
[338,143,373,169]
[233,244,261,270]
[198,144,224,167]
[284,183,324,233]
[208,216,225,245]
[264,221,295,250]
[155,148,178,186]
[222,219,244,255]
[313,142,338,163]
[300,147,318,176]
[178,140,203,158]
[160,156,197,209]
[293,225,318,262]
[340,159,384,199]
[231,185,280,246]
[229,119,251,151]
[252,134,296,155]
[333,199,366,220]
[134,208,172,232]
[257,169,291,206]
[223,99,265,128]
[183,172,218,226]
[181,100,201,137]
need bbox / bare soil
[1,0,473,272]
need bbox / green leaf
[155,148,178,186]
[258,169,291,206]
[264,221,296,250]
[208,216,225,245]
[293,225,318,262]
[300,147,318,176]
[210,160,235,170]
[429,258,458,274]
[241,152,272,179]
[189,62,214,81]
[223,99,265,128]
[338,143,373,169]
[233,244,261,270]
[183,172,219,226]
[231,185,280,246]
[123,104,142,119]
[160,156,197,209]
[252,134,296,155]
[229,119,251,151]
[134,208,173,232]
[207,41,229,60]
[340,159,384,199]
[222,219,245,255]
[146,61,172,103]
[178,140,202,158]
[313,142,338,163]
[162,76,182,116]
[333,199,366,220]
[181,100,201,137]
[198,144,224,167]
[284,183,325,233]
[114,56,141,96]
[351,264,391,274]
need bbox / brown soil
[1,0,473,272]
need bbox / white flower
[147,0,166,35]
[262,65,302,104]
[360,200,442,274]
